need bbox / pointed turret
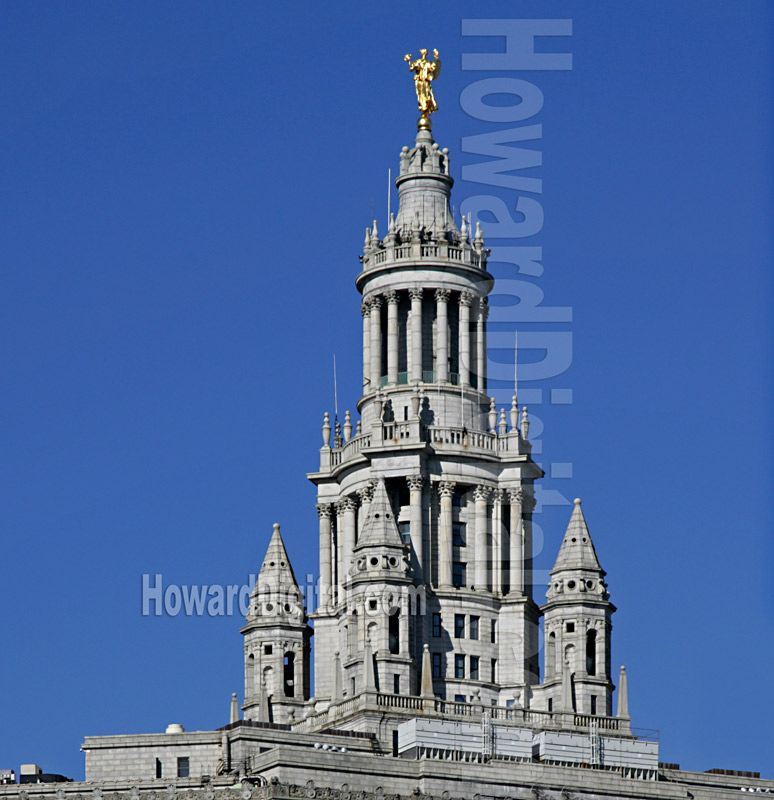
[241,523,312,725]
[354,478,404,550]
[552,499,604,574]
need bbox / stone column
[473,485,492,590]
[386,290,399,385]
[340,496,358,580]
[369,295,383,390]
[317,503,333,609]
[362,301,371,393]
[491,489,503,593]
[335,504,344,591]
[438,480,455,587]
[407,475,425,578]
[476,298,488,393]
[508,488,524,594]
[435,289,450,383]
[458,292,473,387]
[409,288,423,383]
[294,642,304,701]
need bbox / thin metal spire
[387,168,391,226]
[333,354,339,423]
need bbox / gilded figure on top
[404,48,441,120]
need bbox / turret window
[389,609,400,654]
[432,652,443,678]
[264,645,272,655]
[432,612,442,637]
[283,652,295,697]
[452,562,466,587]
[454,614,465,638]
[452,522,466,546]
[469,616,479,640]
[176,758,189,779]
[590,695,597,715]
[586,629,597,675]
[469,656,479,680]
[566,622,575,633]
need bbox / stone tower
[541,499,615,717]
[308,119,544,710]
[241,523,312,724]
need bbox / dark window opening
[470,616,479,640]
[392,729,399,757]
[548,698,553,712]
[454,654,465,679]
[590,695,597,715]
[586,629,597,675]
[452,492,463,508]
[491,658,497,683]
[454,694,466,703]
[399,521,411,544]
[393,674,400,694]
[470,656,479,680]
[264,644,273,655]
[454,614,465,638]
[389,610,400,654]
[176,758,189,779]
[452,562,466,588]
[432,612,442,637]
[566,622,575,633]
[432,652,443,678]
[283,652,295,697]
[452,522,466,547]
[491,619,497,643]
[155,759,162,779]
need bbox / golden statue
[404,48,441,129]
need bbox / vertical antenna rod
[387,168,391,226]
[333,354,339,423]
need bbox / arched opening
[564,643,575,674]
[388,608,400,654]
[283,652,295,697]
[586,629,597,675]
[547,632,556,678]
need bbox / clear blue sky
[1,0,772,781]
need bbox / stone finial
[364,227,372,251]
[616,665,630,719]
[498,408,507,435]
[420,643,434,697]
[510,395,519,431]
[371,219,379,244]
[521,406,530,440]
[343,410,352,442]
[230,692,239,724]
[334,420,342,448]
[332,651,343,703]
[356,418,362,436]
[322,412,331,447]
[488,398,497,432]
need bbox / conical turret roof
[551,499,604,574]
[257,523,302,592]
[354,478,404,550]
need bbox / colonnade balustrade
[361,288,488,395]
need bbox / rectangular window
[452,522,466,546]
[454,694,466,703]
[399,521,411,544]
[351,677,356,695]
[491,658,497,683]
[454,614,465,639]
[392,729,399,757]
[491,619,497,643]
[566,622,575,633]
[393,674,400,694]
[590,695,597,715]
[432,612,442,637]
[432,652,443,679]
[470,656,479,680]
[452,562,466,588]
[176,758,189,779]
[469,616,479,640]
[548,698,553,712]
[155,759,162,779]
[454,653,465,679]
[264,644,273,655]
[452,493,462,508]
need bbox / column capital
[473,484,492,502]
[337,496,359,514]
[508,487,524,505]
[438,480,456,497]
[408,287,423,302]
[316,503,334,519]
[406,474,425,491]
[361,300,371,316]
[357,480,376,503]
[385,290,399,305]
[479,297,490,320]
[522,494,536,513]
[459,291,474,307]
[435,288,451,303]
[369,295,383,309]
[492,488,504,503]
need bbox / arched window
[283,652,295,697]
[586,629,597,675]
[547,632,556,678]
